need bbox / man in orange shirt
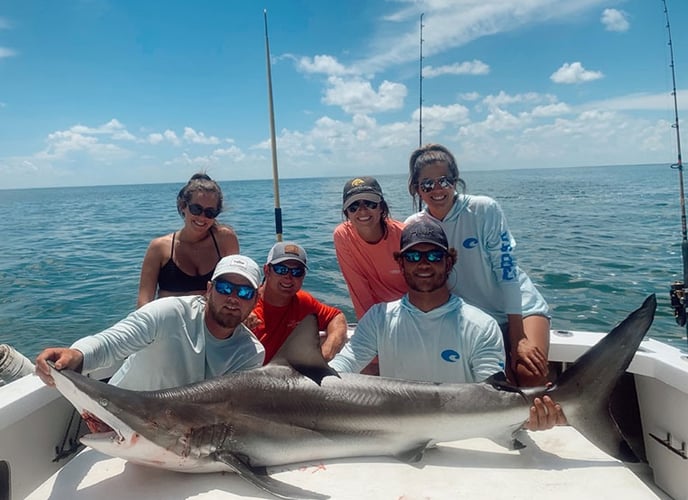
[251,241,348,363]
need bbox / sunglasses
[418,176,456,193]
[346,200,379,213]
[187,203,220,219]
[213,280,256,300]
[271,263,306,278]
[401,249,447,263]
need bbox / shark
[47,294,657,500]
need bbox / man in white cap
[35,255,265,391]
[250,241,348,363]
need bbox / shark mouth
[81,410,122,441]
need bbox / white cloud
[38,128,129,160]
[482,91,556,109]
[460,92,481,102]
[296,55,353,76]
[530,102,571,117]
[424,60,489,78]
[601,8,629,32]
[550,62,603,84]
[0,47,17,58]
[147,133,164,144]
[183,127,220,145]
[163,129,180,146]
[323,77,407,114]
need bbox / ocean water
[1,163,687,360]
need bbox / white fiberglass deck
[26,427,667,500]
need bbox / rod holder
[649,432,688,459]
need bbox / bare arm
[137,239,165,308]
[507,313,549,385]
[320,312,348,361]
[215,224,240,256]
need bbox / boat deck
[26,427,669,500]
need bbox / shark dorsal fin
[269,314,340,385]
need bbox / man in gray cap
[36,255,265,391]
[250,241,348,363]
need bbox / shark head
[48,361,228,471]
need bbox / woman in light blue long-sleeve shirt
[406,144,550,387]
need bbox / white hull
[1,330,687,500]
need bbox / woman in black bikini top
[136,173,240,308]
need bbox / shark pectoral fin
[394,441,433,464]
[489,427,527,451]
[215,451,329,500]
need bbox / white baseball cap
[211,255,262,288]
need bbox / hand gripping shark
[47,294,656,500]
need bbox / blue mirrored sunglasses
[346,200,379,213]
[213,280,256,300]
[402,249,447,263]
[418,176,456,193]
[187,203,220,219]
[271,263,306,278]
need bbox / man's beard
[207,296,244,329]
[404,270,446,293]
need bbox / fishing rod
[419,13,424,147]
[264,9,283,243]
[663,0,688,348]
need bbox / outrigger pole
[663,0,688,347]
[419,13,424,147]
[264,9,283,242]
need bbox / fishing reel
[670,281,687,327]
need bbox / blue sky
[1,0,687,189]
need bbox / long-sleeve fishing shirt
[329,294,505,383]
[333,218,408,320]
[71,295,265,390]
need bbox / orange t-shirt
[251,290,342,363]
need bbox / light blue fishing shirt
[406,194,549,324]
[330,294,505,383]
[71,295,265,391]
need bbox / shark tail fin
[548,294,656,461]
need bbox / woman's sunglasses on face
[346,200,379,213]
[213,280,256,300]
[187,203,220,219]
[271,263,306,278]
[402,249,447,263]
[418,176,456,193]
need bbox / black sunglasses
[271,263,306,278]
[401,249,447,263]
[213,280,256,300]
[187,203,220,219]
[418,176,456,193]
[346,200,379,213]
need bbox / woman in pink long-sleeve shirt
[333,179,409,374]
[334,177,408,322]
[334,177,408,376]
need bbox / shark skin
[48,294,657,500]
